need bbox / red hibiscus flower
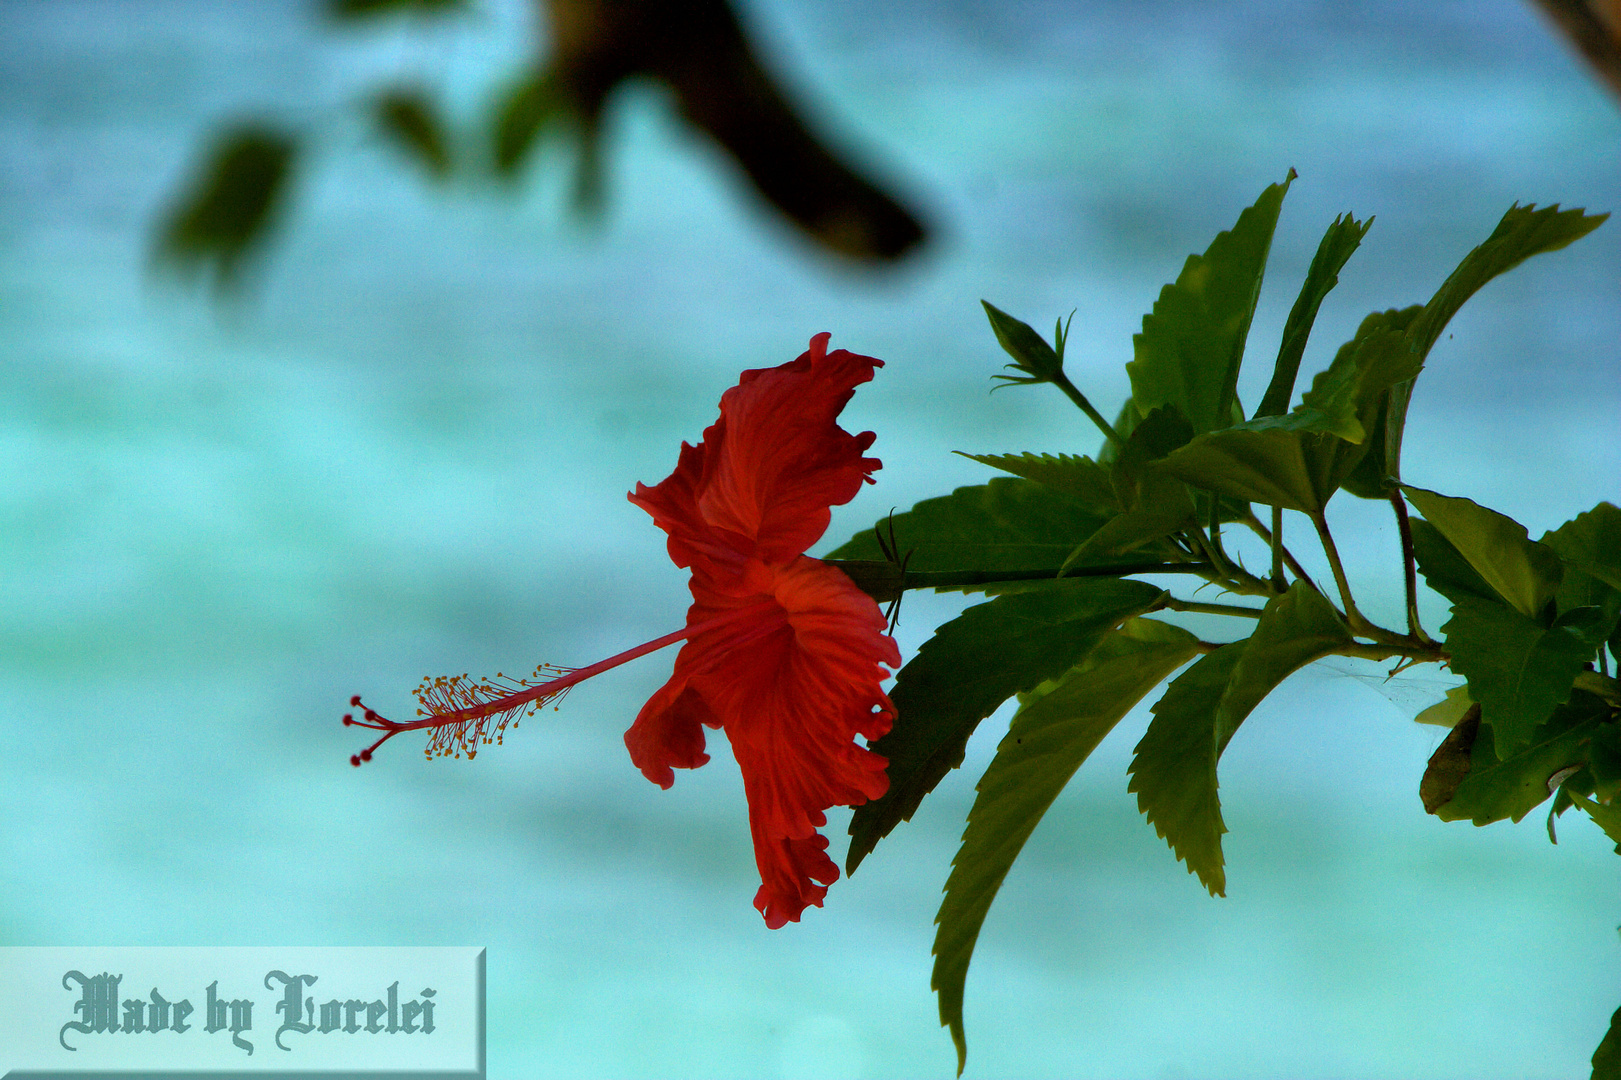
[347,333,899,927]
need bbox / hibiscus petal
[624,672,716,790]
[627,440,752,579]
[628,333,883,576]
[751,827,839,929]
[625,337,897,926]
[650,558,889,924]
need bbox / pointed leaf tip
[932,620,1199,1072]
[1126,172,1293,435]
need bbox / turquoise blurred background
[2,1,1619,1076]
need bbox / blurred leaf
[1403,486,1563,619]
[1435,691,1610,824]
[1126,171,1294,434]
[983,301,1064,385]
[1129,581,1352,894]
[374,88,452,180]
[492,68,562,178]
[825,479,1115,580]
[328,0,468,19]
[1257,212,1373,418]
[931,618,1199,1073]
[1441,597,1604,755]
[154,125,297,288]
[1593,1004,1621,1080]
[958,453,1119,512]
[1382,203,1607,484]
[845,578,1165,873]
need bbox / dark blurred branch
[544,0,927,260]
[1528,0,1621,101]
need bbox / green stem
[1270,504,1285,590]
[1188,522,1272,597]
[915,562,1214,590]
[1158,597,1265,619]
[1050,370,1125,449]
[1333,641,1447,664]
[1309,510,1394,644]
[1387,488,1435,645]
[825,560,1217,602]
[1241,510,1318,594]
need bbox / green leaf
[1338,391,1394,500]
[1128,581,1351,894]
[1109,405,1195,503]
[1291,309,1423,443]
[492,68,561,178]
[1434,692,1610,824]
[1331,307,1424,498]
[1097,399,1141,465]
[1126,171,1294,434]
[1409,518,1498,606]
[1155,417,1345,514]
[1127,644,1245,895]
[1414,684,1475,728]
[1588,724,1621,805]
[1569,790,1621,854]
[825,478,1114,581]
[983,301,1064,384]
[373,88,452,180]
[1441,597,1603,755]
[1061,408,1197,566]
[1543,502,1621,607]
[1402,486,1564,619]
[1062,485,1193,565]
[1592,1004,1621,1080]
[1257,212,1373,418]
[153,125,298,288]
[1409,203,1608,361]
[958,453,1119,512]
[845,578,1166,873]
[931,618,1199,1073]
[1383,203,1607,484]
[1154,306,1429,512]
